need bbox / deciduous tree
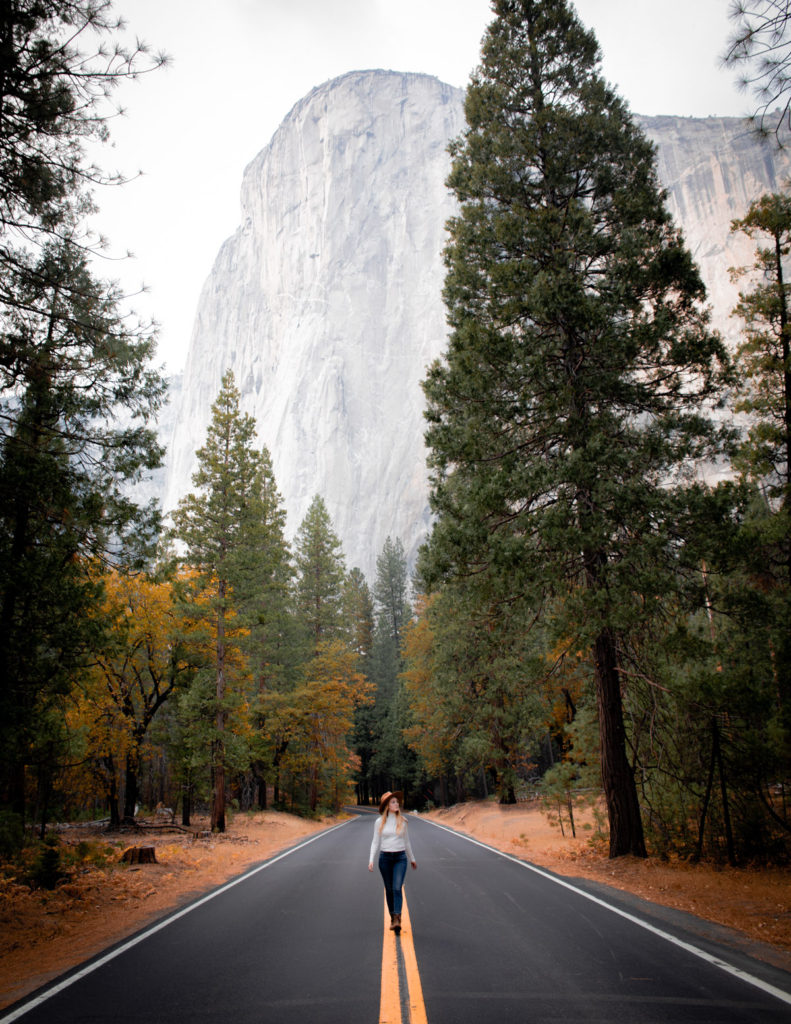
[274,640,371,813]
[70,569,197,824]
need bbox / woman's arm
[404,821,417,868]
[368,818,381,869]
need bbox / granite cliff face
[638,114,791,334]
[162,71,791,580]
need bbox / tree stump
[121,846,157,864]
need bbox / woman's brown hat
[378,790,404,815]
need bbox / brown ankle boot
[389,914,396,930]
[393,913,401,934]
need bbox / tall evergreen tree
[0,1,166,830]
[171,370,266,832]
[728,190,791,808]
[370,537,411,705]
[368,537,418,799]
[373,537,411,649]
[344,567,376,804]
[293,495,346,650]
[421,0,730,857]
[731,191,791,523]
[243,446,297,810]
[344,567,374,666]
[0,238,165,823]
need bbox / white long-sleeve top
[369,814,415,864]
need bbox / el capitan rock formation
[162,70,791,579]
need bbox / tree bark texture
[212,589,227,832]
[121,846,157,864]
[594,627,647,858]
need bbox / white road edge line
[423,817,791,1008]
[0,819,353,1024]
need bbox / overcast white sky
[93,0,749,374]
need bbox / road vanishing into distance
[3,810,790,1024]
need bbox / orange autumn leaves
[66,567,372,817]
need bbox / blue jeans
[378,851,407,916]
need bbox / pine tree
[731,191,791,523]
[728,190,791,815]
[344,567,374,666]
[368,537,418,799]
[293,496,346,650]
[723,1,791,142]
[370,537,411,708]
[0,240,165,824]
[344,568,376,804]
[373,538,411,650]
[171,371,266,832]
[0,1,166,835]
[243,447,297,810]
[0,0,166,239]
[421,0,730,857]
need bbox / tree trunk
[212,594,227,832]
[713,716,736,866]
[181,782,191,827]
[566,792,576,839]
[594,627,647,858]
[37,759,52,841]
[123,750,139,823]
[693,719,717,863]
[499,783,516,805]
[212,758,226,833]
[772,231,791,520]
[105,754,120,828]
[121,846,157,864]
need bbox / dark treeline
[1,0,789,866]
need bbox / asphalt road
[3,811,791,1024]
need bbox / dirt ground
[1,801,790,1010]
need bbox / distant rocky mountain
[160,70,791,581]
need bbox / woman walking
[368,791,417,934]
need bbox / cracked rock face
[162,70,791,580]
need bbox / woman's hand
[411,860,417,870]
[368,862,373,871]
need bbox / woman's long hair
[377,806,406,834]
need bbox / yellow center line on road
[379,893,428,1024]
